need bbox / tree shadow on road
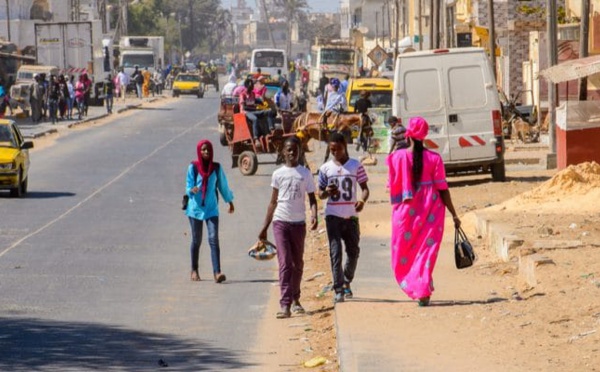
[0,317,255,371]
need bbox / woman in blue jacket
[185,139,234,283]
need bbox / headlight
[0,162,15,170]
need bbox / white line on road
[0,114,215,259]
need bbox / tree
[277,0,309,56]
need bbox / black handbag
[454,227,476,269]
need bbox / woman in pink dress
[386,117,461,306]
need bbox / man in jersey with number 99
[318,132,370,304]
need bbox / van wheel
[491,161,506,182]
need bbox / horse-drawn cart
[227,110,302,175]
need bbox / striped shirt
[318,158,368,218]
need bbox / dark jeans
[246,110,275,139]
[188,216,221,275]
[105,93,113,113]
[273,221,306,307]
[325,215,361,293]
[48,99,58,124]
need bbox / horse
[292,111,370,163]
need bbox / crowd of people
[184,113,462,317]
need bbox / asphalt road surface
[0,92,283,371]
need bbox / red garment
[192,140,215,204]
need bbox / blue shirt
[185,163,234,220]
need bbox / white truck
[34,21,108,105]
[118,36,164,78]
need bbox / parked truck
[118,36,164,78]
[35,21,108,106]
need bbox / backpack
[181,162,221,210]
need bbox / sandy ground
[255,149,600,370]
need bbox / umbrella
[539,54,600,83]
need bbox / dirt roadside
[254,148,600,370]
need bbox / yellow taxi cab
[346,77,394,112]
[172,73,204,98]
[345,78,394,139]
[0,119,33,197]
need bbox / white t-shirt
[272,165,316,223]
[318,158,368,218]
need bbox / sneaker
[291,301,305,314]
[343,283,353,299]
[334,292,345,303]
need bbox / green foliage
[515,5,581,24]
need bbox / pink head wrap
[405,117,429,141]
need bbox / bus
[250,49,288,79]
[308,44,357,96]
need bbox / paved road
[0,91,284,371]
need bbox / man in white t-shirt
[117,68,130,101]
[318,132,370,303]
[259,136,318,318]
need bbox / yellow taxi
[346,77,393,112]
[0,119,33,197]
[172,73,204,98]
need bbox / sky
[220,0,340,13]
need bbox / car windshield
[176,75,199,82]
[0,126,17,148]
[349,90,392,108]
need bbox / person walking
[274,80,293,111]
[117,68,130,101]
[46,75,60,125]
[386,117,461,307]
[185,139,234,283]
[318,132,370,303]
[131,66,143,98]
[29,74,43,123]
[104,74,115,114]
[142,67,152,98]
[259,136,318,318]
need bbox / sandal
[214,273,226,283]
[291,301,305,314]
[417,296,431,307]
[276,307,291,319]
[191,270,200,281]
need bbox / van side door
[443,52,498,162]
[395,56,450,162]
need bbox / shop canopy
[540,54,600,84]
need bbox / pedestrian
[57,75,69,120]
[131,66,143,98]
[104,74,115,114]
[388,116,409,154]
[274,80,293,111]
[354,90,373,153]
[67,76,75,119]
[318,132,370,303]
[258,136,318,318]
[29,74,43,123]
[142,67,152,98]
[386,117,461,307]
[74,75,86,119]
[185,139,234,283]
[81,73,92,116]
[117,68,129,101]
[47,75,60,125]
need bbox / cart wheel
[238,151,258,176]
[219,131,228,146]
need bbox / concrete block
[519,253,555,287]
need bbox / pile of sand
[486,162,600,214]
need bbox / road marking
[0,114,215,259]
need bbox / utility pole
[5,0,10,41]
[417,0,423,50]
[260,0,277,48]
[487,0,496,80]
[579,0,590,101]
[394,0,400,60]
[547,0,558,157]
[387,1,392,49]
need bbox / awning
[539,54,600,83]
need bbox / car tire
[238,151,258,176]
[9,169,23,198]
[491,161,506,182]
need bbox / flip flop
[291,303,305,314]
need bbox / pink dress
[386,149,448,299]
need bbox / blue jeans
[105,93,113,113]
[246,110,274,139]
[189,216,221,274]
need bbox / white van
[392,47,506,181]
